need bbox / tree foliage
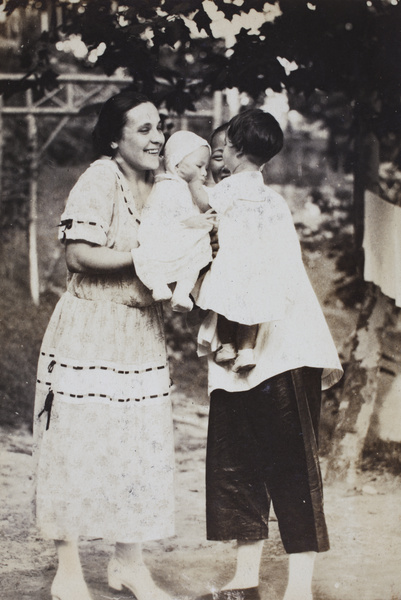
[1,0,400,125]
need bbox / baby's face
[210,131,231,183]
[177,146,210,183]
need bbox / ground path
[1,391,401,600]
[2,211,401,599]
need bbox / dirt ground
[2,209,401,600]
[2,389,401,600]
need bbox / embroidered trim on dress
[115,170,141,225]
[40,351,167,375]
[58,218,108,242]
[59,218,107,229]
[36,381,169,403]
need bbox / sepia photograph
[1,1,401,599]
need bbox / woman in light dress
[33,89,180,600]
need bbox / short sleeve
[207,178,235,214]
[58,161,116,246]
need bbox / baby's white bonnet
[164,130,210,174]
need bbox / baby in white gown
[133,130,216,312]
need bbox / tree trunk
[326,101,394,484]
[326,285,396,485]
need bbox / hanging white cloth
[363,190,401,306]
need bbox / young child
[132,130,216,312]
[182,109,286,372]
[205,122,230,187]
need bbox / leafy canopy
[1,0,401,123]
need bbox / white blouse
[197,172,343,393]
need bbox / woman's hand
[65,241,133,274]
[182,209,218,229]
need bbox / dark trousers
[206,367,329,554]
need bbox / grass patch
[0,280,58,430]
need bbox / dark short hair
[210,122,229,146]
[92,88,152,157]
[227,109,283,166]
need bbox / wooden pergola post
[0,95,3,210]
[26,89,40,306]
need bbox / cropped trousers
[205,367,329,554]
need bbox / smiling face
[177,145,210,184]
[115,102,165,172]
[210,130,231,183]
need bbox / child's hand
[176,161,199,183]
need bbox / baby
[133,130,215,312]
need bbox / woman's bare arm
[65,241,133,274]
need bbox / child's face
[222,136,240,174]
[177,146,210,183]
[210,130,230,183]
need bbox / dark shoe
[196,588,260,600]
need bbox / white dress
[133,173,212,290]
[197,171,296,325]
[32,159,175,543]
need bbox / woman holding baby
[33,89,184,600]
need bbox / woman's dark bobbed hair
[227,108,284,166]
[92,87,151,158]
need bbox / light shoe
[108,556,171,600]
[215,343,237,364]
[51,572,93,600]
[152,284,173,302]
[232,349,256,373]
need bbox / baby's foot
[171,292,194,312]
[152,284,173,302]
[232,349,256,373]
[215,343,237,364]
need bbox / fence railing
[0,74,226,303]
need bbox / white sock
[115,542,145,567]
[221,540,264,590]
[54,540,85,579]
[283,551,316,600]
